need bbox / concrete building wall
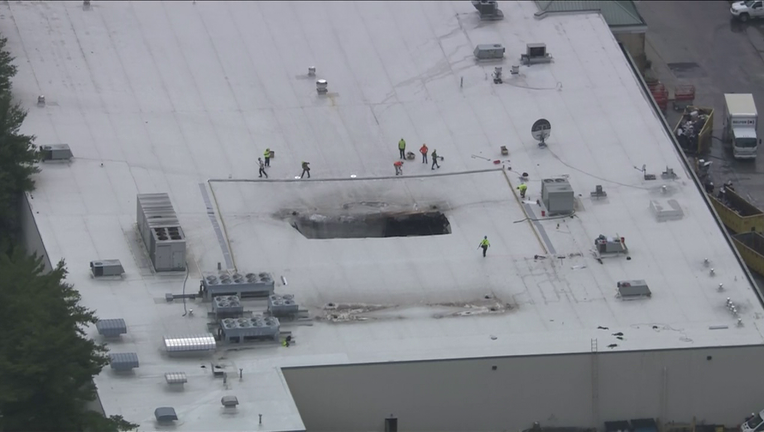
[283,345,764,432]
[18,193,52,272]
[615,32,647,73]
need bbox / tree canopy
[0,37,37,251]
[0,33,136,431]
[0,250,137,432]
[0,37,18,95]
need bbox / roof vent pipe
[317,79,328,94]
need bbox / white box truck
[723,93,759,159]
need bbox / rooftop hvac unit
[39,144,73,162]
[617,280,651,300]
[594,235,628,255]
[471,0,504,20]
[136,193,186,272]
[541,178,574,215]
[474,44,505,60]
[202,270,275,299]
[212,295,244,317]
[90,259,124,277]
[220,315,280,342]
[268,294,299,317]
[521,43,552,65]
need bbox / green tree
[0,37,18,95]
[0,249,138,431]
[0,92,38,249]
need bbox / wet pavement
[638,0,764,203]
[638,0,764,285]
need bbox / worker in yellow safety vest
[517,183,527,199]
[478,236,490,257]
[398,138,406,159]
[264,148,271,167]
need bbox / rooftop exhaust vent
[649,199,684,222]
[154,407,178,422]
[96,318,127,337]
[109,352,139,371]
[471,0,504,20]
[164,372,187,385]
[316,79,328,94]
[521,43,552,65]
[221,396,239,407]
[39,144,73,162]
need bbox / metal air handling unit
[39,144,73,162]
[541,178,574,215]
[136,193,186,272]
[201,270,275,300]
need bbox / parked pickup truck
[708,187,764,234]
[730,0,764,22]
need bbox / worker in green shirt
[398,138,406,159]
[517,183,527,199]
[478,236,490,257]
[264,148,271,167]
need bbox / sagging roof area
[4,0,764,430]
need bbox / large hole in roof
[291,211,452,239]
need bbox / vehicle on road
[730,0,764,22]
[741,409,764,432]
[723,93,759,159]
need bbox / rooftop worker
[420,143,429,164]
[300,161,311,179]
[431,149,440,170]
[263,148,271,167]
[258,157,268,178]
[478,236,490,258]
[398,138,406,159]
[517,183,527,199]
[394,160,403,176]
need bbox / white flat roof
[6,1,764,430]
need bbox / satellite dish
[531,119,551,147]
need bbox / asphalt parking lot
[637,0,764,204]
